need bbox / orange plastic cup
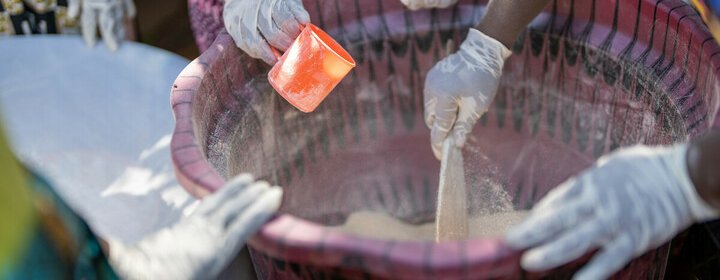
[268,24,356,113]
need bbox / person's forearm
[688,130,720,209]
[475,0,551,48]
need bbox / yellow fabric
[692,0,720,44]
[692,0,710,22]
[0,124,35,275]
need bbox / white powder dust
[334,210,528,241]
[435,137,468,241]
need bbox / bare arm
[688,130,720,209]
[475,0,552,48]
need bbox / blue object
[3,171,118,280]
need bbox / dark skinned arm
[475,0,552,48]
[688,130,720,210]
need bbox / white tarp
[0,36,197,245]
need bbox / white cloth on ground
[0,36,192,245]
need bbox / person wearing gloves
[0,120,283,279]
[219,0,458,65]
[106,174,282,279]
[184,0,455,59]
[506,133,720,279]
[222,0,310,65]
[216,0,495,156]
[66,0,136,51]
[411,0,720,279]
[421,0,547,158]
[215,0,720,278]
[0,0,135,51]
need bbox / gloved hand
[223,0,310,65]
[67,0,136,51]
[424,28,511,159]
[400,0,459,10]
[107,174,283,280]
[505,144,720,280]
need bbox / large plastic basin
[170,0,720,278]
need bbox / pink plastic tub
[171,0,720,278]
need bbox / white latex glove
[223,0,310,65]
[400,0,458,10]
[505,144,720,280]
[67,0,136,51]
[107,174,283,280]
[424,28,511,159]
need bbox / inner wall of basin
[206,27,686,239]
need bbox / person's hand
[400,0,458,10]
[107,174,283,280]
[505,144,720,280]
[424,28,510,159]
[223,0,310,65]
[67,0,136,51]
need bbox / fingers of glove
[226,186,283,239]
[422,0,457,9]
[257,38,279,64]
[67,0,80,19]
[572,234,634,280]
[401,0,457,10]
[268,21,295,50]
[450,119,474,149]
[98,7,121,51]
[287,0,310,25]
[532,176,585,214]
[224,1,277,64]
[216,181,275,227]
[423,56,449,131]
[226,173,257,189]
[217,187,282,265]
[400,0,423,10]
[434,0,459,9]
[451,96,484,148]
[520,220,604,271]
[424,97,438,130]
[506,198,591,250]
[192,183,277,279]
[224,6,250,52]
[197,174,255,215]
[258,0,294,51]
[240,23,277,65]
[123,0,136,18]
[270,0,307,44]
[430,97,458,160]
[81,7,98,47]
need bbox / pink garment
[187,0,225,52]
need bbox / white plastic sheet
[0,35,195,244]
